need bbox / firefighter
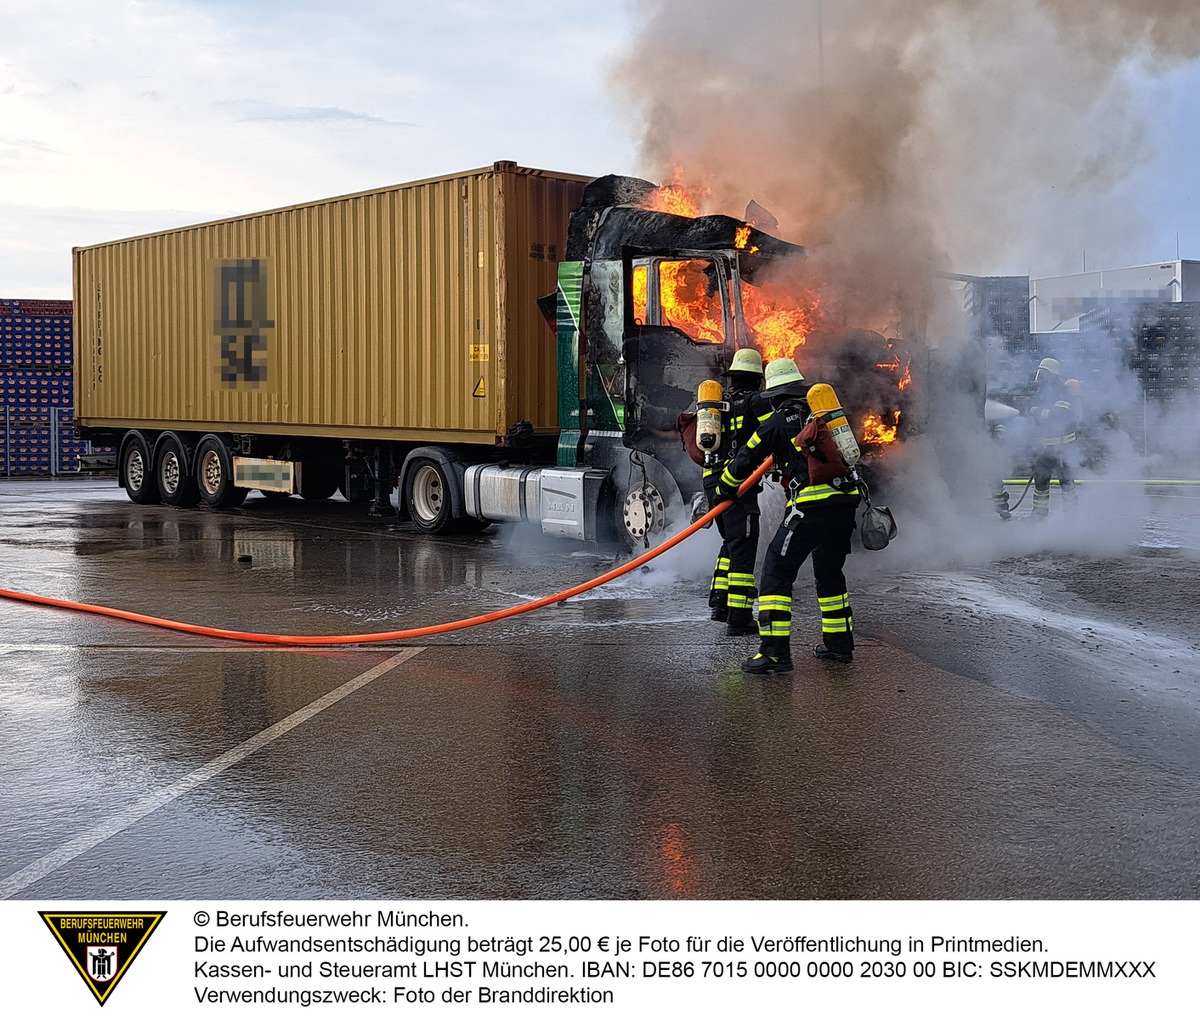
[1028,358,1078,517]
[714,357,862,673]
[990,418,1014,520]
[705,347,772,636]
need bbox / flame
[640,172,917,435]
[743,286,822,363]
[875,353,913,390]
[660,260,724,343]
[644,167,708,217]
[734,223,761,254]
[861,410,901,445]
[632,263,648,324]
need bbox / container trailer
[73,161,804,548]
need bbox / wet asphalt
[1,476,1198,900]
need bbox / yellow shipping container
[73,161,589,444]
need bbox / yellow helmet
[726,347,764,376]
[1035,357,1061,381]
[763,357,807,398]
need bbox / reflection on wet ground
[1,479,1198,900]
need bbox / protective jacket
[716,396,860,510]
[1029,378,1076,448]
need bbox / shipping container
[74,162,589,445]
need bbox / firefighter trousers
[1032,444,1077,516]
[705,483,760,615]
[756,502,857,655]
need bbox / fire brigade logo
[87,944,118,981]
[39,911,166,1006]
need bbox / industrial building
[961,261,1200,460]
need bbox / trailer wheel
[405,458,454,534]
[156,435,198,507]
[194,435,248,509]
[121,433,160,505]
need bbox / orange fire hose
[0,458,774,647]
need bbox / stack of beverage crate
[0,298,109,475]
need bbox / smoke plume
[613,0,1200,340]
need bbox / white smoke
[611,0,1200,568]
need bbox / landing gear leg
[371,446,395,517]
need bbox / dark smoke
[612,0,1200,341]
[611,0,1200,560]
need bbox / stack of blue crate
[0,298,111,475]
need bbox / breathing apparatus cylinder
[696,379,724,456]
[806,382,861,467]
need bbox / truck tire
[156,434,199,507]
[194,435,248,509]
[121,432,160,505]
[405,458,454,534]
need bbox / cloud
[0,0,638,296]
[221,101,414,126]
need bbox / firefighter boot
[813,633,853,664]
[708,587,728,622]
[743,637,793,675]
[725,607,758,637]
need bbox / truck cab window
[628,257,728,345]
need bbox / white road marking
[0,649,422,899]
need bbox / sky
[0,0,637,298]
[5,0,1200,301]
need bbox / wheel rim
[127,449,146,492]
[200,450,223,496]
[622,483,666,543]
[161,451,180,494]
[411,465,444,524]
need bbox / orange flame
[743,286,822,363]
[861,410,901,445]
[875,354,913,390]
[660,260,725,343]
[632,263,648,325]
[644,168,707,217]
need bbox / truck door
[621,249,744,463]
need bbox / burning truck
[74,161,919,550]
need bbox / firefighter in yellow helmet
[713,357,862,672]
[1027,358,1078,516]
[704,347,773,636]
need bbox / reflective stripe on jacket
[720,397,860,510]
